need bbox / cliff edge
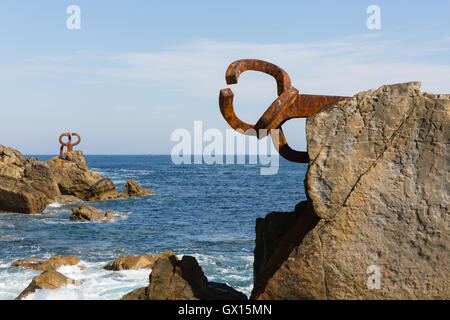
[252,82,449,299]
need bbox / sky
[0,0,449,154]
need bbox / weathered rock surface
[11,256,81,271]
[252,82,449,299]
[70,204,116,222]
[104,251,174,271]
[123,179,154,198]
[0,176,49,214]
[86,178,122,201]
[15,270,82,300]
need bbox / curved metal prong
[219,88,257,135]
[71,133,81,146]
[270,127,309,163]
[59,132,71,146]
[225,59,291,95]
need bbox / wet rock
[11,256,81,271]
[0,176,50,213]
[54,195,80,205]
[123,179,154,198]
[70,204,106,222]
[120,287,148,300]
[206,282,248,300]
[104,251,174,271]
[253,82,450,299]
[15,270,82,300]
[85,178,122,201]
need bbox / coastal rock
[121,287,148,300]
[205,282,248,300]
[0,145,26,179]
[47,153,102,199]
[120,253,247,300]
[0,176,49,213]
[23,161,61,199]
[70,204,106,222]
[253,82,450,299]
[147,254,208,300]
[104,251,174,271]
[54,195,80,205]
[15,270,82,300]
[85,178,122,201]
[11,256,81,271]
[123,179,154,198]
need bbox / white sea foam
[47,202,63,208]
[2,259,151,300]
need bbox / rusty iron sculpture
[219,59,351,163]
[59,132,81,159]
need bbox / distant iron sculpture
[219,59,351,163]
[59,132,81,159]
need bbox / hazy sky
[0,1,449,154]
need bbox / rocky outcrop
[70,204,117,222]
[121,253,247,300]
[86,178,122,201]
[0,176,49,214]
[104,251,174,271]
[252,82,449,299]
[11,256,81,271]
[15,270,82,300]
[0,147,143,214]
[123,179,154,198]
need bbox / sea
[0,155,307,300]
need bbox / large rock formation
[0,148,153,214]
[15,270,82,300]
[252,82,449,299]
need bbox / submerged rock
[104,251,174,271]
[123,179,154,198]
[11,256,81,271]
[15,270,82,300]
[70,204,117,222]
[252,82,449,299]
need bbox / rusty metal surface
[219,59,351,163]
[59,132,81,159]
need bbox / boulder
[252,82,450,299]
[123,179,154,198]
[85,178,122,201]
[70,204,106,222]
[104,251,174,271]
[120,253,247,300]
[0,175,50,213]
[11,256,81,271]
[15,270,82,300]
[46,153,102,199]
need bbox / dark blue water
[0,155,306,299]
